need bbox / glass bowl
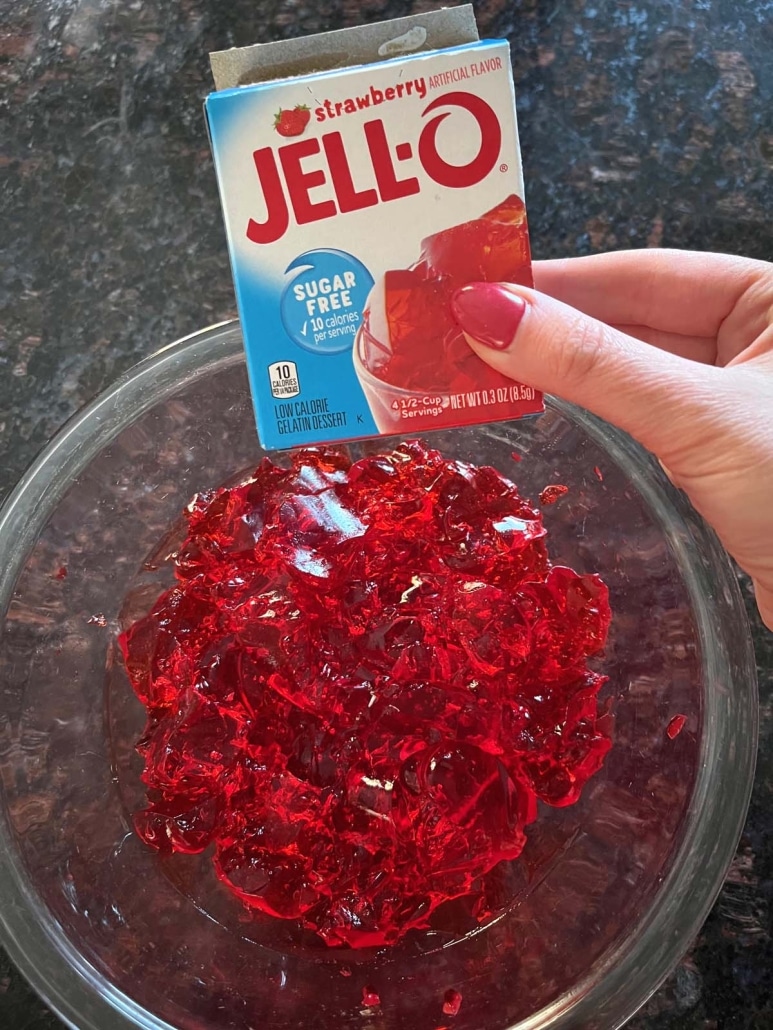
[0,321,757,1030]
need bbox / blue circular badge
[281,249,374,354]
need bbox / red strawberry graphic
[273,105,311,138]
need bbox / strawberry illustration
[292,104,311,132]
[273,105,311,138]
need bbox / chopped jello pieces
[362,987,381,1008]
[539,483,569,506]
[359,194,534,403]
[119,441,612,948]
[443,989,463,1017]
[666,714,687,740]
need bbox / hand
[450,250,773,630]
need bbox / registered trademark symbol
[500,163,509,172]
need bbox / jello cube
[419,193,533,286]
[368,269,458,389]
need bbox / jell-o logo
[246,92,503,245]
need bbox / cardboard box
[206,6,542,450]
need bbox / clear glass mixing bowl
[0,321,757,1030]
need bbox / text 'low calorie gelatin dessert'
[119,441,612,948]
[355,196,539,433]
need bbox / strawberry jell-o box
[205,6,543,450]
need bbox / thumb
[450,281,726,466]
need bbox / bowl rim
[0,321,759,1030]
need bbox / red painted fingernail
[450,283,527,351]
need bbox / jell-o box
[205,5,543,450]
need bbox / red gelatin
[539,484,569,506]
[362,986,381,1008]
[119,441,612,949]
[442,989,463,1017]
[374,269,460,393]
[420,194,533,287]
[370,270,504,395]
[361,195,535,418]
[666,714,687,740]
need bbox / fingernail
[450,283,527,351]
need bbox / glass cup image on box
[354,194,539,434]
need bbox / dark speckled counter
[1,1,771,1027]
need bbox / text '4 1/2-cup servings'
[205,8,543,451]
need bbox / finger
[533,250,764,339]
[612,324,717,363]
[450,281,730,465]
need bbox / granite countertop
[0,0,771,1027]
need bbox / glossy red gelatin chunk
[420,194,533,287]
[539,484,570,506]
[362,986,381,1008]
[119,441,612,948]
[370,269,459,392]
[364,195,532,394]
[443,988,463,1017]
[666,714,687,739]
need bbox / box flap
[209,5,478,91]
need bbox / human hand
[450,250,773,630]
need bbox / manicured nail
[450,283,527,351]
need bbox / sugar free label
[281,249,374,354]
